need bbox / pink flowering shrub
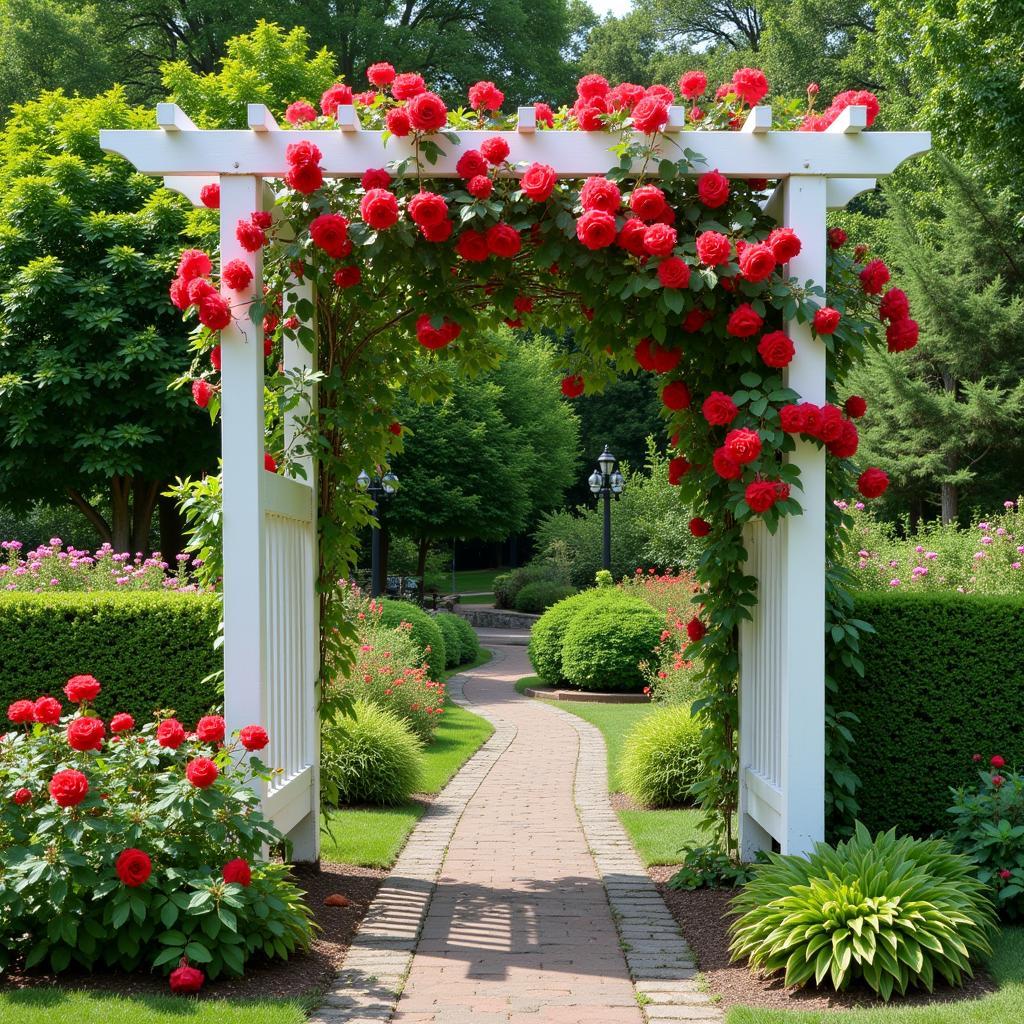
[0,675,313,989]
[0,538,209,593]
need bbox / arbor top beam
[101,104,930,181]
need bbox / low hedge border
[0,592,222,726]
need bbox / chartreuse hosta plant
[1,674,314,994]
[729,823,997,1000]
[172,62,919,847]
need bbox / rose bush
[0,675,313,989]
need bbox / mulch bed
[649,867,999,1013]
[0,861,384,1002]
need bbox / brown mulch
[649,867,999,1013]
[610,791,645,812]
[0,861,384,1002]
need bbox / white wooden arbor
[101,102,928,861]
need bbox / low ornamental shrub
[620,706,703,807]
[561,601,664,692]
[447,613,480,665]
[837,591,1024,835]
[528,589,624,684]
[729,824,996,1000]
[0,592,223,728]
[513,581,577,614]
[434,612,463,668]
[0,675,314,991]
[377,598,446,679]
[321,700,424,807]
[492,562,569,610]
[947,753,1024,920]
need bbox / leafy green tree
[0,90,217,552]
[852,163,1024,524]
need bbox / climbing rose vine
[172,65,916,851]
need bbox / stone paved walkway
[312,642,720,1024]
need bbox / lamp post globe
[586,446,623,572]
[359,468,399,597]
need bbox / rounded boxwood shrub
[528,589,609,684]
[448,613,480,665]
[729,823,997,1000]
[321,699,424,806]
[513,581,577,614]
[433,612,463,669]
[560,601,663,692]
[620,706,703,807]
[377,598,445,679]
[493,562,567,609]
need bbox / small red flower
[116,848,152,887]
[239,724,270,751]
[668,456,690,486]
[110,712,134,733]
[813,307,841,335]
[361,167,392,191]
[697,170,729,209]
[468,80,504,111]
[859,259,890,295]
[991,755,1006,769]
[745,480,780,514]
[199,183,220,209]
[265,452,278,473]
[192,380,213,409]
[767,227,801,263]
[827,227,847,249]
[561,375,585,399]
[285,100,317,124]
[360,190,400,231]
[67,716,105,751]
[726,304,763,338]
[757,330,795,368]
[701,391,739,426]
[196,715,226,743]
[33,696,62,725]
[185,757,219,788]
[844,395,867,419]
[222,858,252,887]
[169,964,204,994]
[724,427,762,464]
[993,775,1006,788]
[686,617,706,643]
[367,62,396,87]
[857,467,889,499]
[479,137,510,165]
[521,162,556,201]
[660,380,691,411]
[221,259,253,291]
[689,517,711,537]
[12,788,32,805]
[49,769,88,807]
[1000,869,1013,880]
[695,231,731,267]
[156,718,186,749]
[310,213,351,257]
[8,699,35,723]
[235,219,267,253]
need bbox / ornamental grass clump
[1,674,314,992]
[620,706,703,806]
[729,823,996,1000]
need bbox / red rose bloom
[796,403,821,437]
[695,231,731,267]
[480,136,510,165]
[285,139,322,168]
[186,757,219,788]
[333,266,362,288]
[468,80,504,111]
[859,259,890,295]
[813,307,841,334]
[534,102,554,126]
[828,418,859,459]
[844,395,867,419]
[580,176,621,214]
[49,769,88,807]
[64,674,100,703]
[467,175,492,199]
[455,150,488,179]
[196,715,225,743]
[169,276,190,310]
[199,183,220,209]
[992,755,1006,768]
[407,191,449,228]
[407,91,447,132]
[169,965,204,994]
[686,617,707,643]
[574,95,610,131]
[210,345,222,371]
[67,716,105,751]
[8,699,35,723]
[367,62,396,87]
[310,214,352,259]
[828,227,847,249]
[416,314,461,349]
[455,230,489,262]
[697,170,730,209]
[12,788,32,805]
[778,404,805,433]
[829,89,880,126]
[679,70,707,99]
[521,163,556,201]
[689,517,711,537]
[33,696,62,725]
[702,391,739,426]
[576,74,610,101]
[712,447,741,480]
[629,184,666,221]
[668,456,690,485]
[156,718,186,749]
[814,403,843,443]
[285,100,317,124]
[609,82,645,111]
[265,452,278,473]
[285,161,323,195]
[222,858,252,887]
[724,427,762,464]
[726,304,764,338]
[767,227,801,263]
[731,67,769,106]
[198,294,231,331]
[879,288,909,321]
[657,257,691,289]
[617,218,647,256]
[683,309,709,333]
[360,189,400,230]
[361,168,391,191]
[486,223,521,258]
[631,96,670,134]
[385,107,411,136]
[635,338,682,373]
[886,317,919,352]
[857,467,889,499]
[116,848,152,887]
[738,243,776,283]
[177,250,212,282]
[576,209,618,250]
[661,380,691,411]
[854,244,868,261]
[221,259,253,292]
[391,72,426,100]
[561,375,585,398]
[110,712,134,733]
[745,480,779,514]
[642,223,677,258]
[513,296,534,313]
[187,278,215,305]
[320,83,353,116]
[235,219,266,253]
[1000,869,1013,880]
[757,330,795,368]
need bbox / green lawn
[726,927,1024,1024]
[0,991,307,1024]
[322,680,494,867]
[515,676,708,866]
[451,567,505,593]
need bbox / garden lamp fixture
[587,446,623,572]
[357,469,399,597]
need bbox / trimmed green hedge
[839,591,1024,836]
[0,592,222,726]
[377,599,446,679]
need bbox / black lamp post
[357,469,399,597]
[588,446,625,571]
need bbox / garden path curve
[311,639,720,1024]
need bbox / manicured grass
[451,567,505,593]
[455,593,494,604]
[0,990,306,1024]
[516,676,708,866]
[726,927,1024,1024]
[321,690,494,868]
